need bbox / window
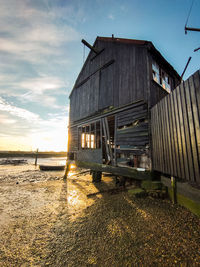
[79,121,101,149]
[152,61,160,83]
[152,60,171,93]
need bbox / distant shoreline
[0,151,67,158]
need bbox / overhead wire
[185,0,195,28]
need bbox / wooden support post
[35,148,38,166]
[92,171,102,183]
[63,162,70,180]
[171,176,177,204]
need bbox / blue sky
[0,0,199,151]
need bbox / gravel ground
[0,164,199,266]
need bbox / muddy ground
[0,164,199,266]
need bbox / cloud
[0,97,39,121]
[0,0,75,151]
[20,93,60,109]
[0,0,80,65]
[0,73,67,109]
[0,97,69,151]
[0,114,16,124]
[19,75,65,93]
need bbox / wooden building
[68,36,181,178]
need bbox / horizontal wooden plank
[117,113,148,127]
[117,132,148,139]
[117,122,148,133]
[118,110,148,122]
[75,160,152,180]
[117,140,149,146]
[117,105,147,119]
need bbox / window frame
[79,121,101,150]
[152,60,171,93]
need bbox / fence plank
[160,99,169,174]
[185,79,200,182]
[164,96,174,175]
[181,82,195,181]
[191,73,200,162]
[173,88,185,179]
[176,85,189,180]
[151,70,200,186]
[169,92,179,177]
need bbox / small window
[79,121,101,149]
[81,133,85,148]
[152,60,171,93]
[152,61,160,83]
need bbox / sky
[0,0,199,151]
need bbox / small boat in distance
[39,165,65,171]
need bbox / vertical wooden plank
[105,117,114,164]
[102,118,110,162]
[152,106,159,170]
[180,81,195,181]
[151,108,157,170]
[100,119,103,150]
[164,95,174,175]
[156,103,164,172]
[130,46,136,103]
[176,84,190,180]
[168,93,178,177]
[154,107,159,171]
[172,91,182,179]
[173,88,186,179]
[164,97,171,175]
[114,115,117,166]
[192,71,200,119]
[191,72,200,160]
[185,79,200,182]
[160,100,169,174]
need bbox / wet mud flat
[0,165,200,266]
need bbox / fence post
[171,176,177,204]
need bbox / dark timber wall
[69,39,149,123]
[151,70,200,185]
[68,37,181,163]
[116,101,149,150]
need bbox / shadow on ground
[0,166,199,266]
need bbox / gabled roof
[96,36,148,46]
[69,36,181,98]
[95,36,180,80]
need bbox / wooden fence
[151,70,200,185]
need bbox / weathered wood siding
[151,70,200,185]
[77,149,102,164]
[69,40,148,123]
[116,101,149,150]
[68,126,78,152]
[148,53,181,108]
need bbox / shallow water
[0,156,67,166]
[0,164,199,266]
